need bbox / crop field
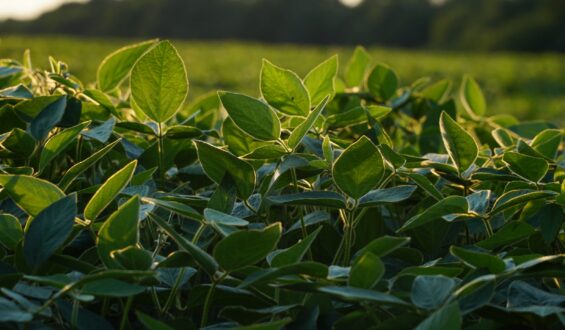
[0,37,565,329]
[1,35,565,123]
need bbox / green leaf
[411,275,458,310]
[194,140,256,199]
[490,189,557,216]
[304,55,338,106]
[332,136,385,199]
[358,185,417,207]
[460,75,486,119]
[97,39,156,92]
[439,112,478,173]
[415,302,461,330]
[267,191,346,209]
[81,279,145,297]
[58,139,121,191]
[318,286,408,306]
[404,173,444,201]
[24,194,77,271]
[136,311,174,330]
[530,129,562,159]
[260,59,310,116]
[143,197,201,221]
[130,41,188,123]
[398,196,468,232]
[357,236,411,258]
[450,246,505,274]
[218,91,281,141]
[97,196,140,268]
[288,95,329,150]
[325,105,391,128]
[1,128,35,157]
[269,226,322,267]
[0,175,65,216]
[39,121,90,173]
[476,222,535,250]
[164,125,202,139]
[0,297,32,322]
[204,208,248,227]
[29,96,67,140]
[214,223,282,272]
[502,152,548,182]
[367,64,398,101]
[239,262,327,288]
[243,144,287,160]
[345,46,371,87]
[149,213,218,275]
[349,252,384,289]
[84,160,137,221]
[110,246,153,271]
[81,117,115,143]
[0,214,22,250]
[422,79,452,103]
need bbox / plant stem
[162,267,186,315]
[201,273,227,328]
[157,121,165,180]
[119,297,134,330]
[291,168,311,259]
[71,299,79,329]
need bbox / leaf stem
[201,273,227,327]
[157,121,165,181]
[119,296,134,330]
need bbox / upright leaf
[411,275,458,310]
[214,223,282,272]
[218,91,281,141]
[460,75,486,119]
[39,121,90,173]
[84,160,137,221]
[97,39,157,92]
[23,194,77,271]
[349,252,384,289]
[439,112,478,173]
[194,140,256,199]
[332,136,385,199]
[97,196,140,268]
[29,96,67,140]
[345,46,371,87]
[366,64,398,101]
[0,214,23,250]
[0,175,65,216]
[304,55,338,106]
[260,59,310,116]
[288,95,330,150]
[130,41,188,123]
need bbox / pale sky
[0,0,88,20]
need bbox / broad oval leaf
[358,185,417,208]
[349,252,384,289]
[0,175,65,217]
[439,111,478,173]
[218,91,281,141]
[332,136,385,199]
[97,39,157,92]
[260,59,310,116]
[39,121,90,173]
[29,96,67,140]
[97,195,140,268]
[415,302,461,330]
[84,160,137,221]
[194,140,256,199]
[411,275,458,310]
[269,226,322,267]
[318,286,408,306]
[460,75,486,119]
[130,41,188,123]
[450,246,506,274]
[0,214,22,250]
[23,194,77,271]
[502,152,548,183]
[267,191,346,209]
[398,196,468,232]
[214,222,282,272]
[288,95,329,150]
[345,46,371,88]
[304,55,338,106]
[366,64,398,101]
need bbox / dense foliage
[2,0,565,52]
[0,40,564,329]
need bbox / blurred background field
[1,35,564,123]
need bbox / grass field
[1,35,564,123]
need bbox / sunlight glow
[0,0,88,20]
[339,0,364,8]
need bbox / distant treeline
[2,0,564,52]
